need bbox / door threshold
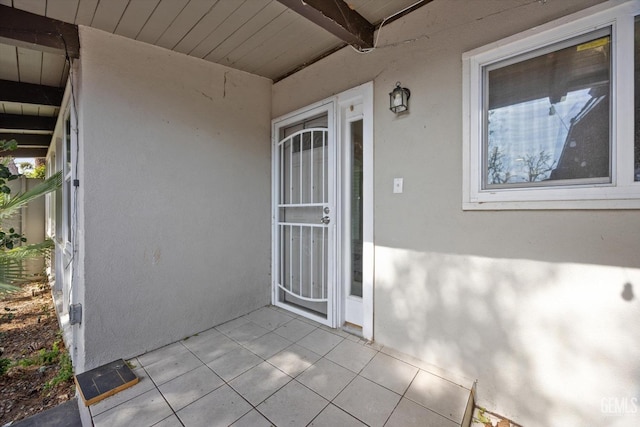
[342,322,363,338]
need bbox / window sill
[462,188,640,211]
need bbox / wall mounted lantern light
[389,82,411,113]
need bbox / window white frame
[46,80,75,311]
[463,0,640,209]
[54,104,74,254]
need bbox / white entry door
[272,83,373,338]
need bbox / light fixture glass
[389,82,410,113]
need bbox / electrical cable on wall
[351,0,426,54]
[58,33,81,312]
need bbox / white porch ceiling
[0,0,427,156]
[1,0,424,83]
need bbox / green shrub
[0,358,10,375]
[45,351,73,390]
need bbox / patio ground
[87,306,472,427]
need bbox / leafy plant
[38,340,61,365]
[0,140,19,195]
[27,164,46,179]
[0,140,62,294]
[0,240,57,293]
[0,357,10,376]
[45,350,73,390]
[3,338,74,389]
[0,227,27,250]
[474,406,492,425]
[17,357,36,367]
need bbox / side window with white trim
[463,2,640,209]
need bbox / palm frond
[0,241,53,291]
[0,282,20,293]
[0,254,27,289]
[4,240,54,261]
[0,171,62,220]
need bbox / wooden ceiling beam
[0,147,49,158]
[0,114,56,132]
[0,80,64,106]
[0,4,79,58]
[277,0,374,49]
[0,133,52,148]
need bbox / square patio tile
[319,324,349,338]
[405,370,470,424]
[273,318,317,342]
[325,339,377,373]
[90,367,154,416]
[206,347,262,382]
[296,357,356,400]
[291,313,323,326]
[137,342,187,367]
[296,328,344,356]
[360,352,418,394]
[181,330,240,363]
[379,346,472,387]
[144,346,204,386]
[243,332,292,359]
[177,384,252,427]
[333,376,401,427]
[224,322,270,345]
[309,403,366,427]
[267,344,321,377]
[257,380,328,426]
[93,388,172,427]
[152,415,183,427]
[229,361,292,405]
[184,326,221,340]
[385,398,459,427]
[246,307,293,330]
[230,409,273,427]
[158,364,224,411]
[345,333,368,344]
[215,316,250,334]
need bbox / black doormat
[75,359,138,406]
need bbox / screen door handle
[320,216,330,224]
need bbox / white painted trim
[336,82,374,340]
[359,83,375,341]
[462,0,640,210]
[271,82,374,339]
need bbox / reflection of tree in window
[485,31,610,187]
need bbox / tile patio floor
[89,306,471,427]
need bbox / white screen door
[273,83,373,337]
[273,106,336,326]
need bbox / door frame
[271,82,374,340]
[336,83,374,340]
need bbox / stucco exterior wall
[273,1,639,426]
[75,26,272,372]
